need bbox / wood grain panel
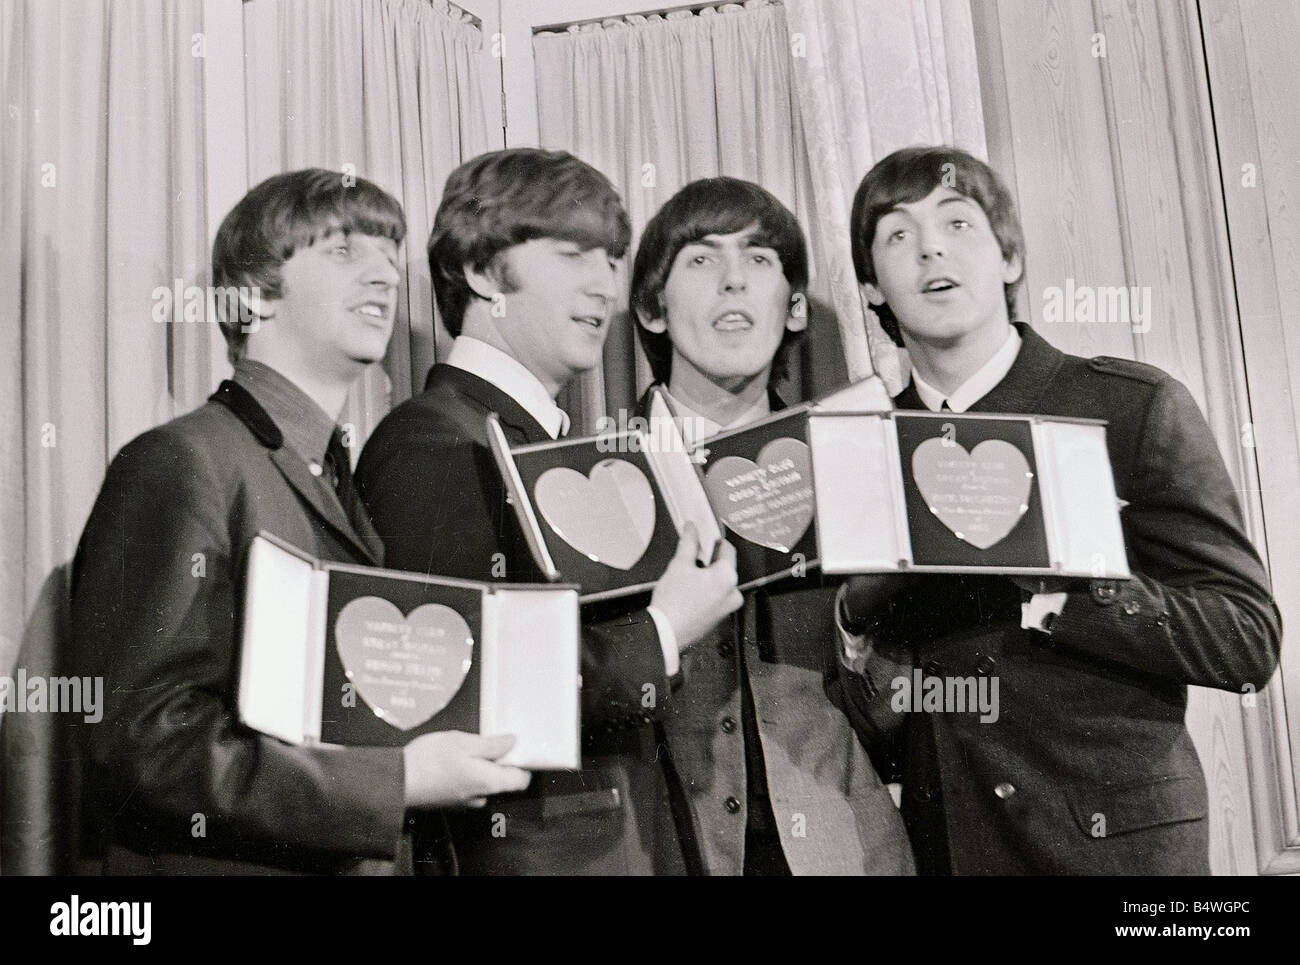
[1201,0,1300,873]
[990,0,1131,360]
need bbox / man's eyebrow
[937,195,976,208]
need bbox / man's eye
[689,254,711,266]
[750,253,771,265]
[885,228,908,244]
[951,219,971,230]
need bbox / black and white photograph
[0,0,1294,938]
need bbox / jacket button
[976,654,997,676]
[994,782,1016,799]
[720,716,737,734]
[913,784,934,802]
[724,796,742,814]
[717,640,735,657]
[1123,600,1141,615]
[1092,581,1119,604]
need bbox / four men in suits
[628,177,913,874]
[67,145,1282,875]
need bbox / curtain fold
[784,0,987,393]
[534,1,830,432]
[244,0,491,434]
[1,0,210,875]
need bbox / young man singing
[631,177,913,875]
[828,146,1281,875]
[69,169,529,875]
[357,149,742,875]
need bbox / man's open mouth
[921,278,959,293]
[713,310,754,331]
[571,314,604,328]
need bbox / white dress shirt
[445,336,571,439]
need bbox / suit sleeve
[71,430,405,865]
[1047,377,1281,691]
[357,422,670,732]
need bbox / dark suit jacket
[634,387,914,875]
[356,364,685,875]
[827,323,1282,875]
[68,381,409,875]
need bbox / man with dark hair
[828,145,1281,874]
[69,168,530,875]
[357,149,743,875]
[629,177,914,875]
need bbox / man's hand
[650,523,744,651]
[839,574,911,633]
[402,731,532,810]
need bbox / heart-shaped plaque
[534,459,656,570]
[704,438,814,553]
[334,596,474,731]
[911,438,1033,550]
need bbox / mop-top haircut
[631,176,809,384]
[210,168,406,361]
[850,145,1024,345]
[428,148,632,337]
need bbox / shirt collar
[662,388,771,448]
[910,326,1022,413]
[445,336,570,439]
[233,359,337,464]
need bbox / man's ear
[463,261,499,301]
[785,292,809,333]
[636,304,668,334]
[861,281,886,307]
[1001,251,1024,286]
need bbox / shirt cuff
[646,604,680,677]
[1021,591,1069,633]
[834,583,871,673]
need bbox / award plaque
[487,390,725,602]
[694,405,819,590]
[238,533,581,769]
[810,411,1131,577]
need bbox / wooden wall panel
[1202,0,1300,874]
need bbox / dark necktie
[325,426,356,518]
[941,400,952,411]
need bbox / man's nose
[365,251,401,288]
[586,253,619,300]
[917,230,945,261]
[720,253,748,292]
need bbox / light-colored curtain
[0,0,490,875]
[244,0,492,436]
[533,1,839,431]
[784,0,987,393]
[0,0,212,874]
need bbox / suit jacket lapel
[267,449,382,564]
[892,323,1066,414]
[967,323,1066,413]
[211,380,381,565]
[427,364,553,445]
